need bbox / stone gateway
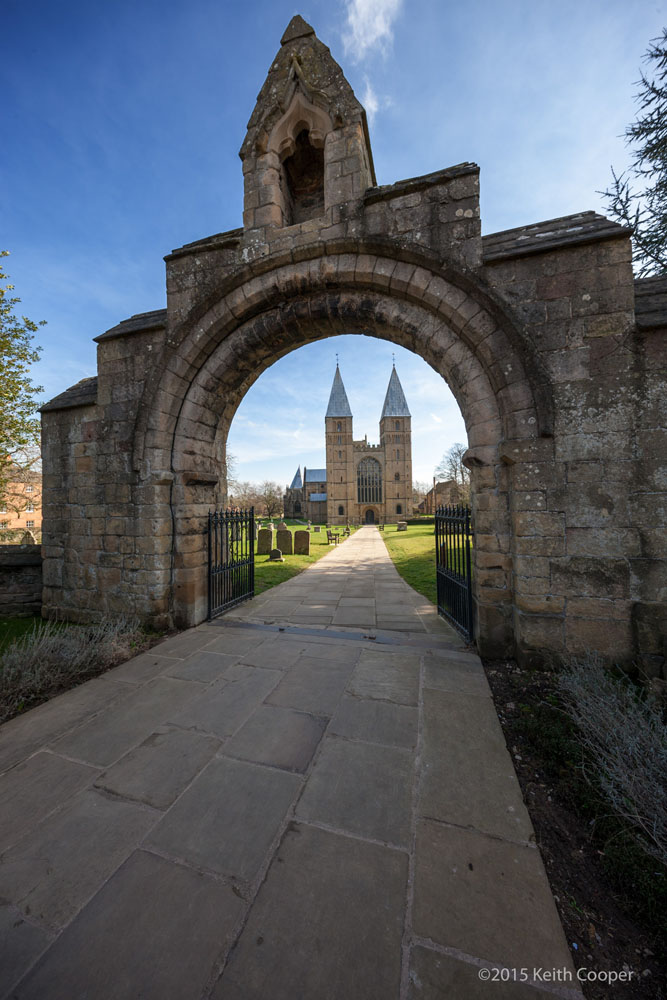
[41,16,666,672]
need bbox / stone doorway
[364,509,376,525]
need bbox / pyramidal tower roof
[289,465,303,489]
[325,366,353,418]
[381,367,411,418]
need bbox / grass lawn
[380,523,438,606]
[254,525,356,595]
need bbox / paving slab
[0,676,131,775]
[163,649,242,682]
[347,647,421,705]
[11,850,244,1000]
[330,695,418,749]
[266,655,353,716]
[420,688,534,843]
[94,727,221,809]
[296,736,414,846]
[51,676,204,767]
[145,756,301,882]
[407,946,578,999]
[412,819,578,974]
[422,650,489,696]
[0,751,98,853]
[103,650,176,684]
[0,902,52,998]
[236,635,308,669]
[0,788,158,930]
[221,703,327,773]
[168,666,280,739]
[213,824,407,1000]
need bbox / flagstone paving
[0,526,581,999]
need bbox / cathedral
[284,365,413,525]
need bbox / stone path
[0,527,581,999]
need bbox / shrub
[558,654,667,867]
[0,616,147,722]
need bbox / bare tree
[258,481,283,519]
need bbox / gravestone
[269,548,284,562]
[276,528,293,555]
[397,522,408,531]
[278,521,287,530]
[313,525,321,533]
[257,527,274,555]
[294,530,310,555]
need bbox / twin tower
[284,366,413,525]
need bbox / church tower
[379,366,412,520]
[325,366,355,525]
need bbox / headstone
[313,525,321,533]
[257,527,274,554]
[397,521,408,531]
[278,521,287,530]
[307,520,312,531]
[269,548,284,562]
[254,522,259,540]
[276,528,293,555]
[294,530,310,555]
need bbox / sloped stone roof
[41,377,98,412]
[634,274,667,329]
[94,309,167,343]
[325,367,353,418]
[482,212,629,262]
[381,367,411,418]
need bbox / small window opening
[294,501,301,513]
[395,420,400,430]
[336,422,342,432]
[338,505,344,516]
[396,505,402,514]
[394,472,400,481]
[283,130,324,225]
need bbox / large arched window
[357,458,382,503]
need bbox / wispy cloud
[342,0,403,62]
[362,78,379,121]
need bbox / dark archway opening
[365,509,376,524]
[282,130,324,224]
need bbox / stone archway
[41,16,657,668]
[364,509,377,525]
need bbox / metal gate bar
[208,507,255,619]
[435,504,474,642]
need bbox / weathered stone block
[293,530,310,555]
[257,528,274,555]
[276,529,293,554]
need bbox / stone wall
[39,17,666,671]
[0,545,42,617]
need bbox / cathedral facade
[284,365,413,525]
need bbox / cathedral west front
[284,365,413,525]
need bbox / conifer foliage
[603,29,667,276]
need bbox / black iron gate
[207,507,255,619]
[435,504,474,642]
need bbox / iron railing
[435,504,474,642]
[208,507,254,619]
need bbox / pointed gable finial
[326,366,353,418]
[281,15,316,46]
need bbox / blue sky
[2,0,665,485]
